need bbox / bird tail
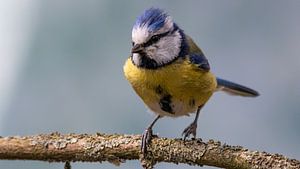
[216,77,259,97]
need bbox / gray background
[0,1,299,169]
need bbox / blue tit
[123,8,259,153]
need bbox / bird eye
[143,34,164,47]
[150,35,160,43]
[132,41,135,46]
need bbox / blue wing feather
[189,53,210,71]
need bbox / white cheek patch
[132,26,149,44]
[146,30,181,65]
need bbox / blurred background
[0,0,299,169]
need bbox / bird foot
[141,128,155,154]
[182,122,197,141]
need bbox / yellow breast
[123,57,217,117]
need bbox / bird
[123,8,259,154]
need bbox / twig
[0,133,298,169]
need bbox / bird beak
[131,44,144,54]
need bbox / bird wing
[185,35,210,72]
[188,53,210,71]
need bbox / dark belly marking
[155,85,174,114]
[159,94,174,114]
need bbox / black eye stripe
[143,31,170,47]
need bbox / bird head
[131,8,188,69]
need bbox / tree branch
[0,133,299,169]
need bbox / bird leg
[141,115,161,154]
[182,105,203,141]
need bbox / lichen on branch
[0,133,299,169]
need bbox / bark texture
[0,133,299,169]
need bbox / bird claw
[141,128,153,154]
[182,122,197,141]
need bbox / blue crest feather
[134,8,169,31]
